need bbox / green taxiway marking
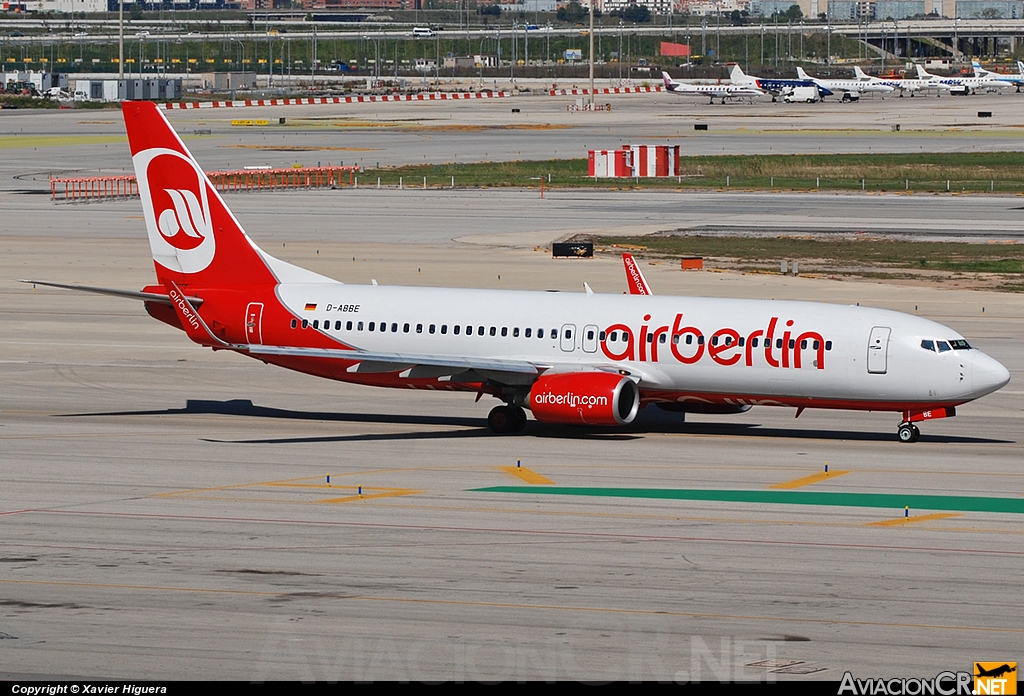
[472,487,1024,515]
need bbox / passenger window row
[290,319,560,339]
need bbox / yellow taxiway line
[500,465,554,485]
[867,513,964,527]
[770,470,851,490]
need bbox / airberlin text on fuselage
[601,313,827,370]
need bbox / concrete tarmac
[1,96,1022,681]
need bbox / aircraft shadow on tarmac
[59,398,1013,445]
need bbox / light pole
[362,35,379,81]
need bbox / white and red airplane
[661,71,764,104]
[29,102,1011,441]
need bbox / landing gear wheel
[898,423,920,443]
[488,405,527,434]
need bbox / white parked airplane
[915,63,1013,94]
[795,67,895,101]
[661,71,764,104]
[971,60,1024,92]
[27,102,1011,442]
[852,65,951,97]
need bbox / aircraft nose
[971,352,1011,397]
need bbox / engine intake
[528,372,640,426]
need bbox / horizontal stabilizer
[19,279,204,307]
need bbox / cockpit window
[948,339,972,350]
[920,340,935,352]
[937,341,951,353]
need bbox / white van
[412,27,434,38]
[783,85,819,103]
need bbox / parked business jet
[661,71,764,104]
[852,65,950,97]
[915,63,1013,94]
[728,63,832,101]
[26,102,1010,441]
[795,67,895,101]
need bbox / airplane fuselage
[171,282,1008,414]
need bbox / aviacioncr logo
[134,147,216,274]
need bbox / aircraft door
[245,302,264,345]
[582,324,599,353]
[867,326,890,374]
[560,324,577,352]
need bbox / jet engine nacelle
[527,372,640,426]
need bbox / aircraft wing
[247,344,543,384]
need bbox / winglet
[622,253,653,296]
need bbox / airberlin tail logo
[158,188,208,251]
[134,147,216,275]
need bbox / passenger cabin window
[537,329,544,339]
[290,319,297,329]
[525,328,532,338]
[429,324,436,334]
[513,328,520,337]
[346,321,353,330]
[454,325,461,335]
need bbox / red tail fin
[123,101,276,289]
[622,253,653,296]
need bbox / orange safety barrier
[50,165,362,201]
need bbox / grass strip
[359,152,1024,193]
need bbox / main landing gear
[897,422,921,443]
[488,404,527,434]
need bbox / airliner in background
[915,63,1013,94]
[661,71,764,104]
[795,67,895,101]
[852,66,951,96]
[972,60,1024,91]
[25,102,1010,442]
[728,63,832,101]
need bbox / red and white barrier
[588,149,631,178]
[161,92,510,109]
[622,144,681,178]
[549,86,663,96]
[588,145,681,179]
